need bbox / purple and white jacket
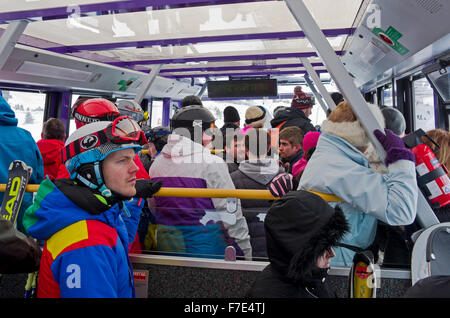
[149,134,252,259]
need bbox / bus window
[382,84,393,106]
[413,77,436,131]
[1,89,46,142]
[68,94,81,137]
[201,97,327,129]
[151,100,164,127]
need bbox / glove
[134,179,163,198]
[0,219,41,274]
[374,129,415,166]
[268,173,294,197]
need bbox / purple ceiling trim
[155,62,324,73]
[0,0,272,23]
[46,28,355,54]
[163,69,328,78]
[110,51,344,67]
[0,81,67,92]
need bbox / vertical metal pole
[285,0,384,155]
[303,74,328,115]
[148,98,153,127]
[162,98,171,127]
[284,0,439,228]
[59,92,71,122]
[301,57,337,111]
[197,79,209,98]
[0,20,28,69]
[134,64,163,105]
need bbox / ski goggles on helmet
[62,116,147,163]
[108,116,147,143]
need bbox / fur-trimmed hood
[321,103,385,147]
[265,190,348,285]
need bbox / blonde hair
[321,101,384,147]
[327,101,357,123]
[422,129,450,174]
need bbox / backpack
[411,222,450,285]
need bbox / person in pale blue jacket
[0,94,44,233]
[298,101,418,267]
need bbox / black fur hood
[265,190,349,285]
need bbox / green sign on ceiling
[117,78,137,91]
[372,26,409,56]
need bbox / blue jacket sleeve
[30,144,44,185]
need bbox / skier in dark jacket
[270,86,316,134]
[223,132,245,174]
[247,190,349,298]
[230,129,284,259]
[220,105,241,138]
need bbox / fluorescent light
[16,61,92,81]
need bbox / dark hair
[244,128,271,158]
[304,146,316,161]
[43,118,66,141]
[180,95,203,108]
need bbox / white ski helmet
[116,100,145,124]
[63,117,145,197]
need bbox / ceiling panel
[15,0,361,47]
[91,37,345,62]
[0,0,366,86]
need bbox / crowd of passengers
[0,87,449,298]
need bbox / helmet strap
[76,162,113,198]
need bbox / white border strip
[130,254,411,279]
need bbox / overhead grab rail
[303,74,329,115]
[300,57,337,112]
[134,64,163,104]
[0,20,28,70]
[284,0,439,228]
[0,184,343,202]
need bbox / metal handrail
[0,184,343,202]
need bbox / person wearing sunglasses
[22,117,162,298]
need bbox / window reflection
[383,85,393,106]
[413,77,436,131]
[151,99,164,127]
[1,89,46,142]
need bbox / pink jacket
[292,131,321,179]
